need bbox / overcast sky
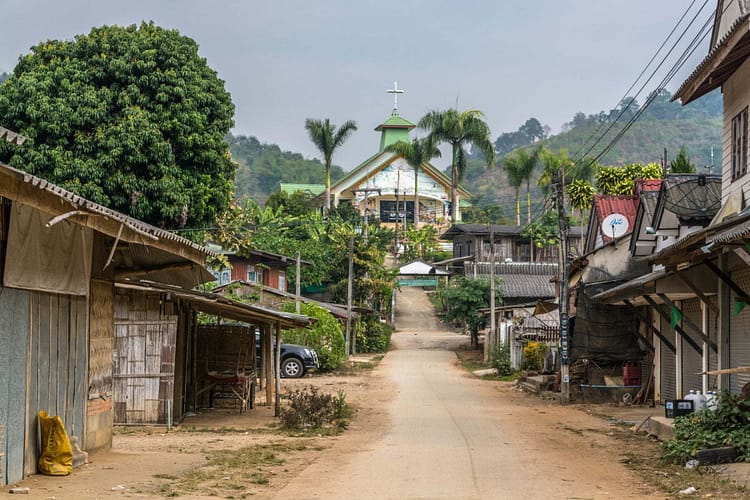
[0,1,713,169]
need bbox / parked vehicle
[255,331,319,378]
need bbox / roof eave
[674,15,750,105]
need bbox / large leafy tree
[0,22,235,228]
[418,109,495,222]
[385,137,441,229]
[304,118,357,212]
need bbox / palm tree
[503,148,538,225]
[418,109,495,222]
[304,118,358,212]
[385,137,441,229]
[502,152,526,226]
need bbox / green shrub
[523,341,546,372]
[279,386,352,431]
[355,316,392,353]
[281,302,345,371]
[660,390,750,464]
[490,342,513,376]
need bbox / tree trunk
[526,181,532,224]
[325,165,332,212]
[451,147,458,223]
[414,166,420,230]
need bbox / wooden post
[295,252,301,315]
[274,322,282,417]
[264,325,273,406]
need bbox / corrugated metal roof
[117,280,311,328]
[0,161,215,257]
[0,126,26,145]
[279,183,325,196]
[497,274,555,299]
[374,111,416,130]
[674,13,750,104]
[592,195,638,244]
[709,216,750,243]
[398,260,450,276]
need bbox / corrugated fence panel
[24,292,88,476]
[0,287,29,486]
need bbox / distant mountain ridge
[228,134,344,204]
[459,89,723,222]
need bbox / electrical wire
[585,5,720,167]
[573,0,714,167]
[570,0,704,161]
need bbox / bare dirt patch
[4,360,387,499]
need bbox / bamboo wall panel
[89,280,114,397]
[112,290,177,424]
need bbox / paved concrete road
[274,287,656,499]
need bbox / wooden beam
[703,260,750,304]
[641,295,702,355]
[675,273,719,315]
[656,293,717,352]
[624,299,674,354]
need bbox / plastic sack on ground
[37,411,73,476]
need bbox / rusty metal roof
[592,195,639,243]
[0,126,26,145]
[0,161,215,258]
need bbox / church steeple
[375,81,415,152]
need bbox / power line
[573,0,713,166]
[571,0,704,161]
[585,5,719,167]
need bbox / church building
[290,84,470,229]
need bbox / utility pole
[346,236,354,359]
[487,223,496,363]
[556,164,571,405]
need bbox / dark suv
[255,331,320,378]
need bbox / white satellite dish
[601,213,629,239]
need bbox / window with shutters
[732,107,748,181]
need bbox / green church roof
[279,183,325,196]
[374,111,416,131]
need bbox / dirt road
[275,287,659,499]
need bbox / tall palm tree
[418,109,495,222]
[304,118,358,212]
[385,137,441,230]
[503,148,538,225]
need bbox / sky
[0,0,714,170]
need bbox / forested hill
[539,89,722,168]
[461,89,723,219]
[228,134,344,204]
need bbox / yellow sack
[37,411,73,476]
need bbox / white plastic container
[706,391,718,411]
[694,391,707,411]
[683,389,697,411]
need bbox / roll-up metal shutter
[660,314,676,401]
[681,299,703,394]
[729,268,750,393]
